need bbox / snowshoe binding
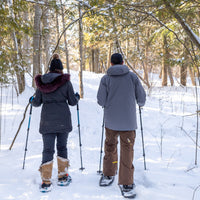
[119,184,136,199]
[99,174,115,186]
[57,173,72,186]
[39,182,53,193]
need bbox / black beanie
[111,53,123,65]
[49,54,63,72]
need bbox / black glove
[75,92,80,101]
[29,96,34,103]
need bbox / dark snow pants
[103,128,136,185]
[42,132,69,164]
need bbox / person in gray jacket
[30,54,79,192]
[97,53,146,198]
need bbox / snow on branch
[163,0,200,50]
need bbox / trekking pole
[139,106,147,170]
[77,103,85,171]
[22,103,33,169]
[97,113,104,174]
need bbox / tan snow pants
[103,128,136,185]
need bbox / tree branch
[163,0,200,50]
[117,40,151,88]
[131,8,200,85]
[192,184,200,200]
[9,103,30,150]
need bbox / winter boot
[38,161,53,193]
[99,174,115,186]
[119,184,136,199]
[57,156,72,186]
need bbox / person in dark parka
[97,53,146,198]
[30,54,79,192]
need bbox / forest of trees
[0,0,200,97]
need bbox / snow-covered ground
[0,70,200,200]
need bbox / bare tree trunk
[168,66,174,86]
[17,37,25,93]
[180,65,187,86]
[189,66,196,86]
[91,48,94,72]
[10,0,25,94]
[32,3,42,88]
[125,31,129,64]
[180,38,189,86]
[83,44,86,71]
[60,0,70,73]
[162,35,168,86]
[78,2,84,98]
[89,50,92,72]
[107,42,112,70]
[56,12,60,54]
[94,48,99,73]
[143,26,151,84]
[91,48,99,73]
[136,32,140,69]
[12,32,25,94]
[144,41,149,85]
[159,69,162,79]
[42,1,51,72]
[113,40,118,53]
[23,11,30,69]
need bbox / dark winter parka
[32,72,78,134]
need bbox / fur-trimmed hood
[35,72,70,93]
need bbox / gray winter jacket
[97,65,146,131]
[32,72,78,134]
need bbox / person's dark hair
[49,54,63,72]
[111,53,123,65]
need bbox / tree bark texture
[56,12,60,54]
[32,3,42,88]
[144,29,150,86]
[60,0,70,73]
[168,66,174,86]
[92,48,99,73]
[106,42,112,71]
[78,2,84,98]
[16,37,25,93]
[23,11,30,67]
[162,35,168,86]
[10,1,25,94]
[42,1,51,72]
[189,66,196,86]
[180,38,189,86]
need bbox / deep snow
[0,70,200,200]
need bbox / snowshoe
[99,174,115,186]
[57,173,72,186]
[39,182,53,193]
[119,184,136,199]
